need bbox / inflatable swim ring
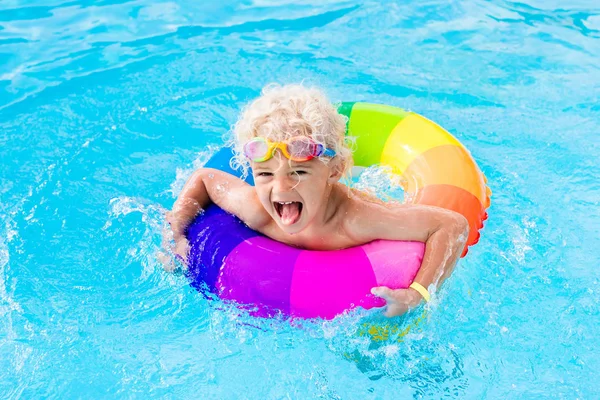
[186,102,491,319]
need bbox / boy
[167,84,469,317]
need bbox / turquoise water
[1,0,599,398]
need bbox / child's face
[251,151,339,235]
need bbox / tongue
[280,202,301,225]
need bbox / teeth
[277,201,294,205]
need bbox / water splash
[105,196,172,281]
[351,165,406,203]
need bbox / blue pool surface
[1,0,599,398]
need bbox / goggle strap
[323,148,336,157]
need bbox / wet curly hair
[229,83,353,178]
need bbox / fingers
[157,251,176,272]
[384,306,401,318]
[371,286,412,318]
[381,301,409,318]
[174,239,190,264]
[371,286,394,300]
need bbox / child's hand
[371,286,423,317]
[159,214,189,272]
[173,238,190,264]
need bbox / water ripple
[1,0,599,397]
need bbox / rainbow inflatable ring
[186,102,491,319]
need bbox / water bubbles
[381,344,399,357]
[215,183,227,194]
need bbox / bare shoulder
[339,188,458,244]
[337,187,385,241]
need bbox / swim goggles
[243,137,336,162]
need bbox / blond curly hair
[229,83,353,177]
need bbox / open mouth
[273,201,303,226]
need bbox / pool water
[1,0,599,398]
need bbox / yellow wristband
[409,282,431,302]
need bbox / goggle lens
[286,137,319,161]
[243,139,271,161]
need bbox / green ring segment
[338,102,411,168]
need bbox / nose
[273,174,294,193]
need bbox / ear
[327,158,345,183]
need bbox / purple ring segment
[186,205,259,293]
[217,236,301,317]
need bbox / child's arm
[167,168,270,257]
[345,202,469,316]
